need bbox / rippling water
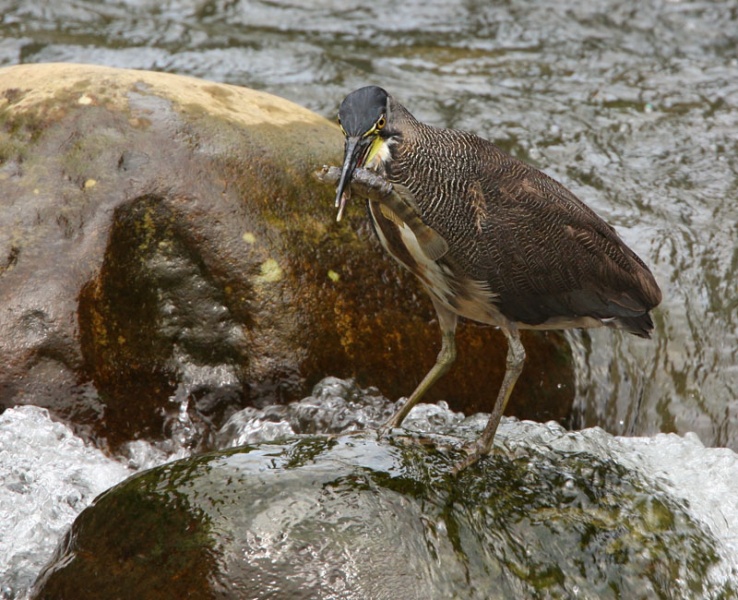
[1,1,738,593]
[4,383,738,597]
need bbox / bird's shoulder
[386,121,661,323]
[402,125,658,297]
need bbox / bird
[328,85,662,473]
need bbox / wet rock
[0,63,573,448]
[31,426,731,599]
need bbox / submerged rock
[0,63,573,449]
[31,420,733,599]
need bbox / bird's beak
[335,135,367,222]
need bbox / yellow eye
[376,115,386,130]
[337,118,346,135]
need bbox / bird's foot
[451,442,490,476]
[376,424,391,440]
[376,395,412,440]
[376,417,402,441]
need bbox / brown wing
[391,127,662,334]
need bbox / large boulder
[0,63,573,447]
[31,424,726,599]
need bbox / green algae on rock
[31,430,730,599]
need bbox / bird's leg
[380,300,458,434]
[452,327,525,475]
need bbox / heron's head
[334,85,395,221]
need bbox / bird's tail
[607,313,655,339]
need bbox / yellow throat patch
[364,135,391,169]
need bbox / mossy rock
[31,431,728,599]
[0,63,573,447]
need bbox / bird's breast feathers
[369,202,504,326]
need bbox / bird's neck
[364,135,394,173]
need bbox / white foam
[0,407,131,598]
[4,389,738,597]
[615,431,738,587]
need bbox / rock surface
[31,426,730,599]
[0,63,573,448]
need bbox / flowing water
[4,381,738,597]
[1,0,738,596]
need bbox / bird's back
[382,106,662,336]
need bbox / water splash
[3,380,738,597]
[0,407,130,599]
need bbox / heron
[322,85,661,472]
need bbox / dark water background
[1,0,737,448]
